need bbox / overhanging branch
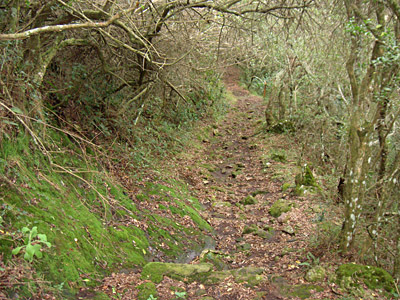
[0,6,137,41]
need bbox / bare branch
[0,6,137,41]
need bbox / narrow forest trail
[94,68,336,300]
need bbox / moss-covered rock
[336,263,395,292]
[200,250,230,270]
[288,284,324,299]
[305,266,326,282]
[271,276,323,300]
[140,262,213,283]
[255,228,275,240]
[140,262,265,288]
[240,195,257,205]
[242,224,258,235]
[237,243,251,251]
[269,199,292,218]
[282,225,295,236]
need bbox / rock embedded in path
[277,212,290,224]
[237,243,251,251]
[141,262,213,283]
[269,199,293,218]
[240,195,257,205]
[255,228,275,240]
[242,224,258,235]
[305,266,326,282]
[282,225,295,236]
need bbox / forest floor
[92,67,350,299]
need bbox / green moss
[336,263,395,292]
[269,199,292,218]
[141,262,213,283]
[173,199,212,232]
[200,251,229,271]
[305,266,326,282]
[2,126,216,296]
[242,224,258,235]
[281,183,291,192]
[136,194,148,202]
[270,151,286,162]
[272,276,323,300]
[93,292,111,300]
[210,185,227,193]
[240,195,257,205]
[201,163,217,173]
[0,131,146,287]
[295,164,321,194]
[250,190,269,197]
[137,282,157,300]
[288,284,324,299]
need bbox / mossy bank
[0,128,214,298]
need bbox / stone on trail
[269,199,293,217]
[305,266,326,282]
[140,262,266,288]
[282,225,295,236]
[242,224,258,235]
[240,195,257,205]
[141,262,213,283]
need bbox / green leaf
[12,246,23,255]
[10,107,24,114]
[42,241,52,248]
[3,120,18,126]
[25,244,36,257]
[175,291,186,298]
[24,251,33,262]
[37,234,47,242]
[21,227,30,234]
[31,226,38,237]
[35,250,43,259]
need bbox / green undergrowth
[0,127,214,298]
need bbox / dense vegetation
[0,0,399,299]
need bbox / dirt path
[94,67,334,300]
[172,67,322,299]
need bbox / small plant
[299,252,320,268]
[12,226,51,262]
[174,291,186,299]
[147,295,157,300]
